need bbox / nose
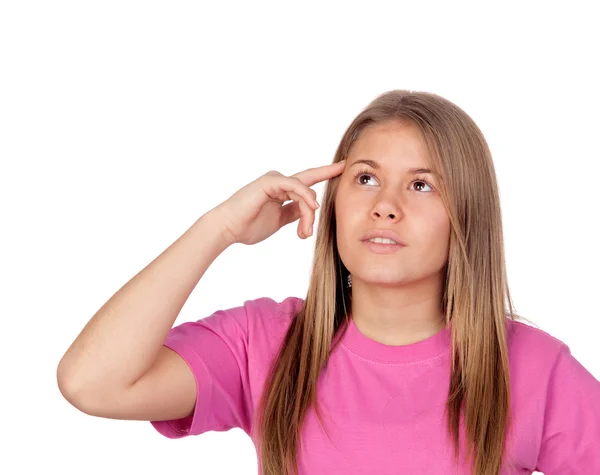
[371,200,402,221]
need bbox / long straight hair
[252,90,537,475]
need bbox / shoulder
[505,318,574,385]
[193,295,303,335]
[242,295,304,337]
[506,318,567,355]
[520,319,600,473]
[242,295,304,319]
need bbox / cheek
[338,205,364,235]
[334,192,357,223]
[418,212,450,244]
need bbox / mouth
[361,239,405,254]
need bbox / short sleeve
[534,344,600,474]
[150,302,252,438]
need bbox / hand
[214,160,346,245]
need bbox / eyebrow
[349,159,435,176]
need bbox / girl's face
[335,120,450,287]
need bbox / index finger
[291,160,347,186]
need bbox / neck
[349,274,446,346]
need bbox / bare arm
[56,206,235,416]
[56,161,342,421]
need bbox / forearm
[57,207,234,396]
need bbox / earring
[347,274,352,288]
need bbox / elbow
[56,362,97,416]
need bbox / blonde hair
[252,89,537,475]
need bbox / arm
[56,206,235,418]
[534,344,600,474]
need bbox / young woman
[57,90,600,475]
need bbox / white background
[1,1,598,474]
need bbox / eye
[411,178,434,192]
[353,169,377,186]
[352,169,434,192]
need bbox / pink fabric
[150,296,600,474]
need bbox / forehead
[348,121,432,170]
[352,120,425,149]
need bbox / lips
[360,229,406,246]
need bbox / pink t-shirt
[150,296,600,474]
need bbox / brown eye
[412,180,433,192]
[353,170,377,186]
[358,174,373,185]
